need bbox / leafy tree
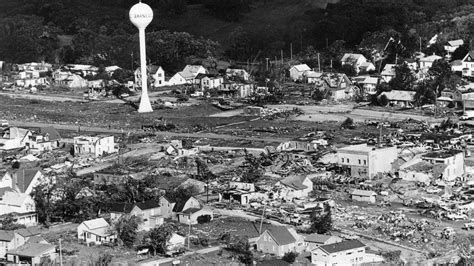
[310,204,333,234]
[429,59,454,93]
[142,223,178,255]
[165,185,200,203]
[312,88,331,102]
[30,175,56,225]
[378,94,389,106]
[282,251,298,263]
[340,64,357,77]
[226,237,253,265]
[388,63,416,91]
[96,253,112,266]
[114,215,140,248]
[341,117,355,129]
[111,69,133,83]
[240,153,264,183]
[414,80,436,107]
[0,214,26,230]
[0,15,60,63]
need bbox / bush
[282,252,298,263]
[341,117,355,129]
[197,215,212,224]
[378,94,389,106]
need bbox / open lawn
[0,95,255,131]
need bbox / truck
[460,110,474,120]
[0,120,8,127]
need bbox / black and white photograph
[0,0,473,265]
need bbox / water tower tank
[129,2,153,29]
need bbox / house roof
[462,51,474,62]
[422,150,462,159]
[420,54,442,62]
[135,200,160,211]
[0,192,29,207]
[4,127,29,140]
[403,161,447,176]
[291,64,311,72]
[7,243,55,257]
[39,127,61,141]
[0,187,14,197]
[265,226,297,246]
[16,227,42,237]
[447,39,464,47]
[172,196,194,212]
[381,90,415,102]
[360,76,379,84]
[181,208,202,214]
[437,96,453,102]
[305,71,322,78]
[10,168,41,193]
[305,233,334,244]
[350,189,376,197]
[26,235,47,244]
[279,175,309,190]
[381,64,396,76]
[81,218,110,230]
[108,202,134,213]
[0,230,15,241]
[319,239,365,254]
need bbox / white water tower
[129,1,153,113]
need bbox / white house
[17,62,52,73]
[0,231,24,258]
[419,54,442,70]
[198,74,223,90]
[52,70,88,89]
[304,234,342,252]
[354,76,379,96]
[337,143,398,179]
[276,175,313,200]
[444,39,464,55]
[129,201,164,231]
[73,135,116,157]
[256,226,301,256]
[311,239,367,266]
[135,65,166,88]
[350,189,377,203]
[461,51,474,78]
[173,65,208,85]
[289,64,311,81]
[421,150,464,182]
[166,233,186,251]
[0,127,32,150]
[0,192,38,226]
[77,218,116,245]
[159,196,176,219]
[6,243,57,266]
[341,53,375,73]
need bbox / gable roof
[279,175,309,190]
[108,202,134,213]
[319,239,365,254]
[0,187,14,198]
[172,196,195,212]
[305,233,335,244]
[290,64,311,72]
[447,39,464,47]
[350,189,376,197]
[3,127,30,140]
[462,51,474,62]
[39,127,61,141]
[420,54,442,62]
[135,200,160,211]
[265,226,297,246]
[10,168,41,193]
[6,243,55,257]
[381,90,415,102]
[0,230,15,241]
[381,64,396,76]
[16,227,42,237]
[81,218,109,230]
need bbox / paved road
[8,120,290,143]
[0,91,88,102]
[137,245,223,266]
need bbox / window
[86,232,91,239]
[358,159,361,165]
[363,160,367,165]
[341,158,344,163]
[347,159,350,163]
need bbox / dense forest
[0,0,472,72]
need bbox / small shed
[350,189,377,203]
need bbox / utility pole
[187,218,191,250]
[281,50,283,65]
[419,37,422,53]
[59,238,63,266]
[131,51,134,71]
[318,53,321,72]
[259,205,266,234]
[266,58,269,71]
